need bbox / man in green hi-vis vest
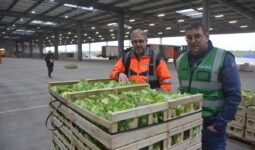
[176,22,241,150]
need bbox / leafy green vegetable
[191,126,200,137]
[52,79,136,95]
[171,133,182,145]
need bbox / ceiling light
[74,35,77,38]
[180,30,185,33]
[12,24,15,27]
[20,18,24,22]
[158,32,163,35]
[96,32,99,34]
[128,26,132,29]
[64,4,96,12]
[98,35,102,37]
[125,35,128,38]
[112,37,115,39]
[149,23,155,26]
[177,19,184,23]
[13,29,35,35]
[68,32,71,34]
[91,26,96,29]
[108,23,117,26]
[209,28,213,31]
[30,20,57,26]
[229,20,237,24]
[101,38,104,40]
[144,29,148,32]
[31,11,35,14]
[197,7,203,11]
[126,32,130,34]
[166,27,171,30]
[129,19,135,22]
[240,25,248,28]
[158,13,165,17]
[111,33,114,36]
[84,33,87,36]
[215,14,224,18]
[176,9,202,18]
[65,16,68,18]
[109,29,113,32]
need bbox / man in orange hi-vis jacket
[110,29,172,92]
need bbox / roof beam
[0,0,19,21]
[0,9,77,24]
[217,0,254,21]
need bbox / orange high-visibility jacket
[110,48,172,91]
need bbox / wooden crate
[236,106,246,117]
[246,117,255,131]
[52,133,69,150]
[247,107,255,119]
[50,103,202,150]
[241,96,255,107]
[49,83,202,133]
[227,124,244,138]
[228,115,246,128]
[49,79,149,103]
[244,129,255,143]
[167,119,202,150]
[49,95,202,149]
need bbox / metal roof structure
[0,0,255,46]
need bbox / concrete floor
[0,57,254,150]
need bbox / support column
[15,41,19,58]
[39,36,43,58]
[118,11,124,58]
[89,42,91,58]
[29,40,33,58]
[54,31,59,59]
[202,0,211,34]
[77,22,82,61]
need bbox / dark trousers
[47,63,54,77]
[202,117,227,150]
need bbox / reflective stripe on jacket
[177,48,227,117]
[110,48,172,91]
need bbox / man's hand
[207,125,218,133]
[118,72,129,83]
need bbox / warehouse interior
[0,0,255,59]
[0,0,255,150]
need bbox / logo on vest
[197,65,212,70]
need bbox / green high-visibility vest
[176,48,227,117]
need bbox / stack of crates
[227,90,255,143]
[48,79,203,150]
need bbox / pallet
[50,98,202,149]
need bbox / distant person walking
[45,51,55,78]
